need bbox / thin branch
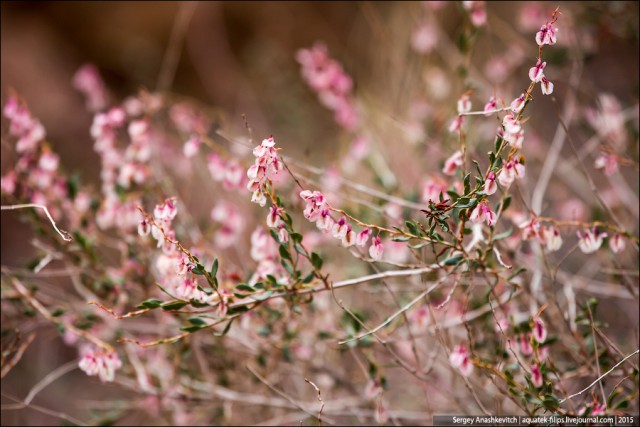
[0,332,36,379]
[24,360,78,405]
[305,378,325,426]
[1,204,72,241]
[558,349,639,403]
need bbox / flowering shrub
[1,2,638,425]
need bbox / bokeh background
[2,1,639,425]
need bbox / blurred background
[2,1,639,425]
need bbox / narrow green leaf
[161,300,188,311]
[311,252,323,270]
[188,317,207,326]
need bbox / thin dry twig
[305,378,326,426]
[1,204,72,241]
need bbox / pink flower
[422,178,447,203]
[608,233,625,253]
[183,135,201,158]
[356,228,371,247]
[502,113,522,134]
[448,115,465,133]
[341,224,356,247]
[266,205,283,228]
[72,64,109,112]
[503,128,525,150]
[540,77,554,95]
[542,226,562,252]
[154,198,178,221]
[498,158,525,187]
[529,59,546,83]
[594,153,619,176]
[79,349,122,383]
[442,150,463,176]
[577,227,607,254]
[457,94,472,114]
[510,93,526,113]
[535,22,558,46]
[208,152,226,181]
[463,1,487,27]
[1,171,17,195]
[533,318,547,343]
[411,21,438,54]
[483,171,497,195]
[531,364,543,388]
[518,333,533,356]
[138,218,151,237]
[332,216,349,240]
[469,202,497,226]
[520,217,542,242]
[483,96,498,115]
[449,344,473,376]
[369,236,384,260]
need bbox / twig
[558,349,639,403]
[23,360,78,405]
[155,1,198,92]
[305,378,325,426]
[1,204,72,241]
[246,365,334,425]
[0,332,36,379]
[10,277,112,351]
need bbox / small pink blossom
[535,22,558,46]
[469,201,497,226]
[608,233,625,253]
[72,64,110,112]
[411,21,438,54]
[510,93,526,113]
[540,77,554,95]
[449,344,473,376]
[332,217,349,240]
[138,218,151,237]
[577,227,607,254]
[463,1,487,27]
[341,224,356,247]
[542,226,562,252]
[448,115,465,133]
[183,135,201,158]
[483,171,497,195]
[529,59,547,83]
[266,205,283,228]
[1,171,17,195]
[442,150,463,176]
[483,96,498,116]
[498,158,525,187]
[518,333,533,356]
[502,113,522,134]
[520,217,542,241]
[79,349,122,383]
[356,228,371,247]
[531,364,543,388]
[422,178,447,203]
[594,153,619,176]
[369,236,384,260]
[457,94,472,114]
[533,317,547,343]
[154,198,178,221]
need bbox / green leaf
[227,306,249,315]
[472,160,483,177]
[161,300,188,311]
[443,254,464,266]
[456,197,477,209]
[251,290,274,302]
[279,244,292,261]
[51,307,66,317]
[210,258,219,278]
[493,228,513,241]
[405,221,419,236]
[392,236,410,242]
[214,319,234,336]
[463,172,471,194]
[290,232,303,243]
[488,151,495,165]
[188,317,207,326]
[269,229,279,242]
[137,298,163,309]
[500,196,512,213]
[302,272,315,283]
[235,284,256,293]
[311,252,323,270]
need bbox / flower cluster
[72,64,110,112]
[519,218,563,252]
[79,348,123,383]
[296,42,359,131]
[246,136,283,206]
[3,96,46,154]
[299,190,383,259]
